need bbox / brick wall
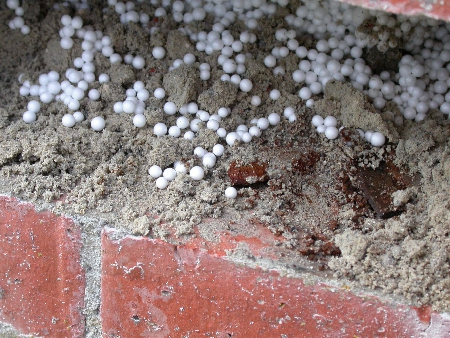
[1,195,450,337]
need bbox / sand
[0,0,450,312]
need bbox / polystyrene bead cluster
[311,115,340,140]
[14,0,450,198]
[7,0,30,35]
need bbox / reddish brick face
[0,196,85,338]
[101,228,431,337]
[1,198,450,337]
[338,0,450,20]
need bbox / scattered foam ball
[216,128,227,138]
[202,153,217,168]
[152,47,166,60]
[226,132,241,146]
[257,118,269,130]
[62,114,76,127]
[311,115,324,127]
[190,166,204,180]
[239,79,253,92]
[163,168,177,181]
[155,177,168,189]
[164,102,177,115]
[299,87,312,100]
[133,114,146,128]
[264,55,276,67]
[22,111,36,123]
[194,147,206,157]
[183,53,196,65]
[207,119,219,131]
[132,56,145,69]
[98,74,110,83]
[88,89,100,101]
[184,131,195,140]
[135,88,148,100]
[149,165,162,178]
[154,88,165,99]
[60,37,74,49]
[323,116,337,127]
[325,126,339,139]
[251,95,261,106]
[73,111,84,122]
[168,126,181,137]
[27,100,40,113]
[154,122,168,136]
[269,89,281,100]
[225,187,237,199]
[217,107,229,118]
[91,116,106,131]
[176,116,189,129]
[113,102,123,113]
[241,132,252,143]
[268,113,280,125]
[249,126,261,137]
[122,100,136,114]
[283,107,295,119]
[175,163,187,173]
[212,144,224,156]
[370,132,386,147]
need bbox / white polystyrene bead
[154,88,165,99]
[370,132,386,147]
[207,119,219,131]
[177,116,189,129]
[217,128,227,138]
[264,55,276,67]
[73,111,84,122]
[88,89,100,101]
[325,126,339,140]
[257,118,269,130]
[323,116,337,127]
[202,153,216,168]
[154,122,168,136]
[184,131,195,140]
[239,79,253,92]
[152,47,166,59]
[133,114,146,128]
[163,168,177,181]
[60,37,74,49]
[168,126,181,137]
[190,166,204,180]
[155,177,168,189]
[22,111,36,123]
[251,95,261,106]
[212,144,225,156]
[164,102,177,115]
[62,114,76,127]
[269,89,281,100]
[226,132,241,146]
[122,100,136,114]
[149,165,162,178]
[27,100,41,113]
[311,115,324,127]
[91,116,106,131]
[316,125,326,133]
[268,113,280,125]
[225,187,237,199]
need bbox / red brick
[0,196,85,337]
[337,0,450,21]
[101,227,445,337]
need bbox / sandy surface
[1,1,450,312]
